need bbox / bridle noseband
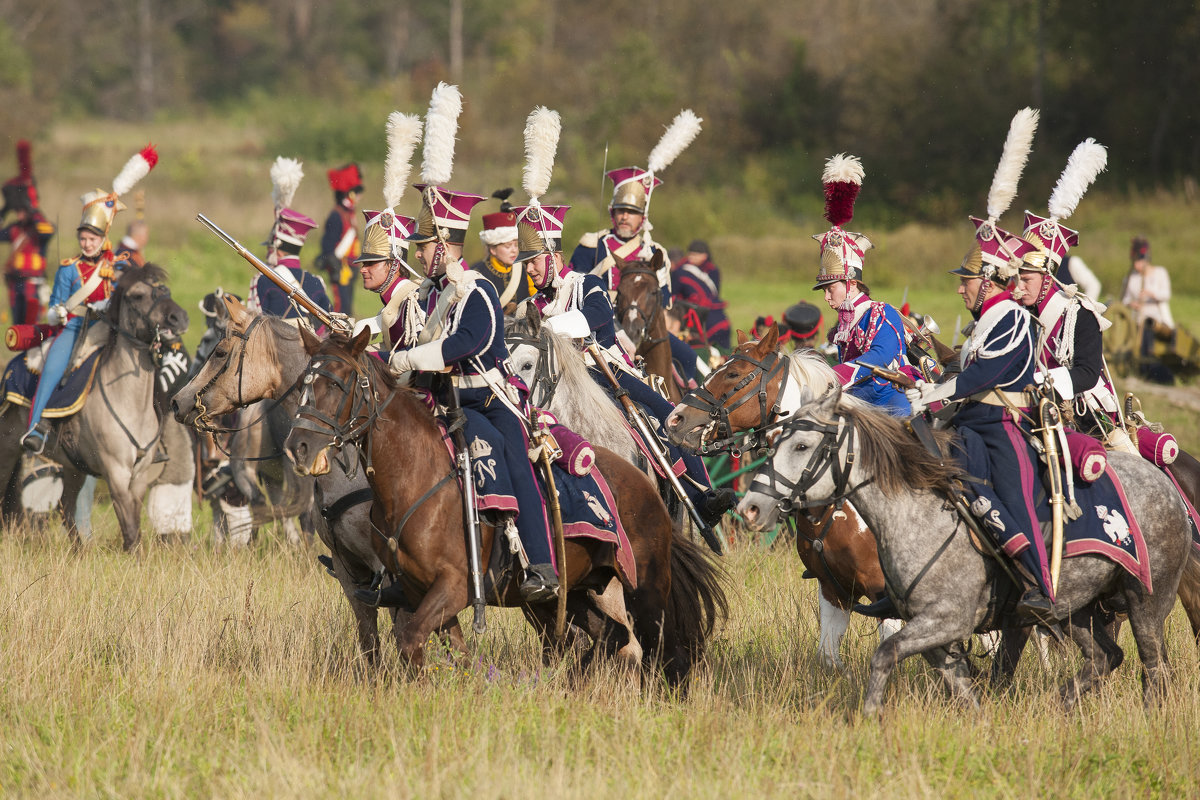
[750,407,868,513]
[679,348,791,455]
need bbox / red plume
[16,140,32,181]
[823,182,860,227]
[140,144,159,170]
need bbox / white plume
[270,156,304,209]
[384,111,423,209]
[421,82,463,186]
[112,148,154,196]
[986,107,1039,221]
[647,109,702,174]
[522,107,561,202]
[821,153,864,185]
[1048,138,1107,220]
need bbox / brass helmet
[78,144,159,237]
[607,167,661,215]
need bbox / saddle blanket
[2,349,102,419]
[437,412,636,586]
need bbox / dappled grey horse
[739,386,1190,714]
[172,295,390,662]
[0,264,189,550]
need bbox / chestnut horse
[284,329,727,685]
[666,326,900,669]
[615,251,683,403]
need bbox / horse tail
[661,525,729,680]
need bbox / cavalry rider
[318,163,363,315]
[386,180,559,603]
[470,189,532,309]
[671,239,730,350]
[2,140,55,326]
[22,145,158,453]
[516,202,736,536]
[1013,139,1117,440]
[248,157,331,323]
[568,167,699,383]
[811,154,911,415]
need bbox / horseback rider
[247,157,331,324]
[567,112,703,384]
[470,189,532,309]
[515,202,736,534]
[670,240,730,350]
[22,145,158,453]
[811,154,911,416]
[2,140,55,326]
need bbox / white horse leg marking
[818,593,850,671]
[877,617,903,643]
[591,578,643,670]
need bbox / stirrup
[21,428,47,455]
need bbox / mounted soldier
[247,157,331,324]
[568,111,702,384]
[21,145,158,453]
[811,154,911,416]
[383,84,558,602]
[510,107,735,541]
[470,189,532,310]
[318,162,363,315]
[2,140,55,326]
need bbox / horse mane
[255,314,302,367]
[101,262,171,359]
[786,347,841,396]
[831,397,959,496]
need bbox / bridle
[748,405,870,513]
[507,328,560,408]
[678,348,792,455]
[191,315,271,432]
[292,350,398,475]
[616,264,667,349]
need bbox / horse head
[171,294,288,427]
[504,305,555,407]
[108,263,188,346]
[666,324,784,451]
[286,327,376,477]
[614,249,665,349]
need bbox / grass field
[4,516,1200,798]
[5,117,1200,797]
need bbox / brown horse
[284,329,727,685]
[615,251,683,403]
[666,326,900,669]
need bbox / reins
[617,264,669,349]
[681,348,792,455]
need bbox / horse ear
[299,324,322,356]
[736,329,749,346]
[224,294,250,329]
[525,301,541,335]
[349,327,372,356]
[759,323,780,352]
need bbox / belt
[453,367,504,390]
[968,388,1033,410]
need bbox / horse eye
[214,347,228,358]
[793,442,808,452]
[519,361,533,371]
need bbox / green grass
[3,520,1200,798]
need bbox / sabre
[587,344,725,554]
[196,213,338,330]
[530,410,569,638]
[448,380,488,634]
[1037,394,1067,595]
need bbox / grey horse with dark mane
[0,264,189,550]
[172,295,389,662]
[739,386,1189,714]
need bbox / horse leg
[1123,590,1174,707]
[395,575,466,669]
[988,626,1032,691]
[1060,607,1126,710]
[58,468,88,548]
[920,642,979,709]
[816,591,850,672]
[329,558,382,665]
[863,613,976,716]
[1176,549,1200,645]
[591,577,643,672]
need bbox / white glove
[47,304,67,326]
[906,377,958,415]
[388,349,412,374]
[87,298,110,313]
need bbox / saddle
[2,348,103,419]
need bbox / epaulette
[60,257,75,266]
[35,221,55,235]
[578,230,601,248]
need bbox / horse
[284,328,727,685]
[738,385,1190,713]
[664,326,899,669]
[171,296,389,662]
[0,264,188,550]
[504,310,639,464]
[615,251,683,403]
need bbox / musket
[852,361,916,390]
[587,344,725,555]
[196,213,337,330]
[448,381,488,634]
[1036,394,1066,595]
[530,411,568,639]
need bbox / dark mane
[101,262,172,357]
[840,402,960,496]
[323,330,401,391]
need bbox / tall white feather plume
[384,111,423,209]
[986,107,1039,221]
[270,156,304,209]
[1048,138,1107,220]
[821,153,864,185]
[112,145,158,196]
[647,109,702,174]
[421,82,463,186]
[522,107,561,203]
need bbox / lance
[196,213,338,330]
[587,344,724,554]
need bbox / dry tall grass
[3,510,1200,798]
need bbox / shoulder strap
[589,234,642,279]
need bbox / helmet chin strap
[973,277,991,315]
